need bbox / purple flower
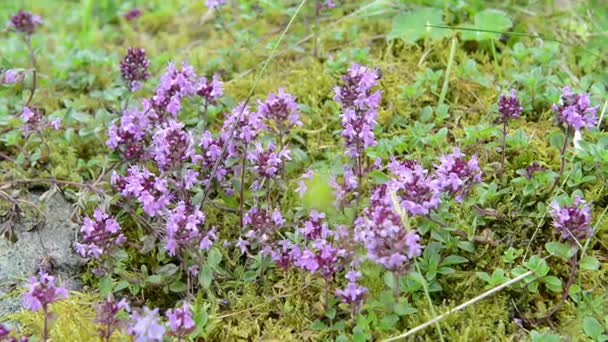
[3,70,22,85]
[206,0,227,9]
[120,48,150,92]
[247,143,291,189]
[295,239,348,279]
[107,107,152,161]
[271,239,302,270]
[387,159,441,217]
[298,210,331,241]
[335,64,381,159]
[0,324,10,340]
[336,271,367,305]
[94,296,130,341]
[164,201,208,256]
[19,107,57,135]
[221,103,265,155]
[354,200,423,274]
[551,196,592,243]
[434,148,482,202]
[112,166,172,217]
[552,87,598,131]
[166,303,195,338]
[128,307,166,342]
[123,8,142,21]
[497,89,523,123]
[329,167,359,206]
[257,88,302,136]
[152,119,196,171]
[150,63,199,119]
[296,170,313,197]
[8,11,42,35]
[243,207,284,248]
[197,74,223,104]
[22,272,68,312]
[75,208,126,259]
[195,130,234,189]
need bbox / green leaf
[583,316,603,340]
[462,9,513,41]
[580,255,600,271]
[384,272,397,289]
[146,275,162,285]
[157,263,178,277]
[369,170,390,184]
[207,247,222,268]
[545,242,576,261]
[99,275,113,296]
[394,300,417,316]
[388,8,449,44]
[198,265,213,289]
[441,255,468,266]
[70,110,93,123]
[169,281,187,293]
[543,276,563,293]
[524,256,550,277]
[379,315,399,331]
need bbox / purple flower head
[107,107,152,161]
[271,239,302,270]
[257,88,302,135]
[552,87,598,131]
[434,148,482,203]
[120,48,150,92]
[298,210,331,241]
[94,296,130,341]
[387,159,441,217]
[329,167,359,207]
[164,201,207,257]
[497,89,523,123]
[243,207,284,247]
[221,103,265,154]
[206,0,227,9]
[336,270,367,306]
[19,107,57,135]
[152,119,196,171]
[295,239,348,279]
[128,307,166,342]
[354,200,423,274]
[123,8,142,21]
[197,74,223,104]
[22,272,68,312]
[0,324,10,340]
[296,170,314,197]
[166,303,195,338]
[247,143,291,189]
[551,196,592,243]
[195,130,234,189]
[151,62,199,119]
[112,166,172,217]
[75,208,125,259]
[335,64,382,158]
[8,11,42,35]
[3,70,22,85]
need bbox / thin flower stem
[240,143,248,229]
[500,120,508,179]
[438,36,457,107]
[43,306,49,342]
[25,36,38,107]
[414,260,445,342]
[533,254,578,324]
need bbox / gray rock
[0,192,84,318]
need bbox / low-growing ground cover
[0,0,607,341]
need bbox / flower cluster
[8,11,42,35]
[0,325,9,340]
[336,270,367,306]
[497,89,523,123]
[112,166,172,217]
[355,196,422,273]
[123,8,142,21]
[164,201,215,256]
[270,239,302,270]
[94,296,131,341]
[166,303,195,338]
[387,159,441,217]
[298,210,330,241]
[257,88,302,136]
[120,48,150,92]
[295,239,348,280]
[334,64,382,159]
[434,148,482,203]
[196,131,233,189]
[247,143,291,189]
[107,107,151,160]
[206,0,227,9]
[150,63,199,119]
[152,119,196,171]
[222,103,265,155]
[22,272,68,312]
[329,167,359,206]
[197,74,223,105]
[243,207,284,250]
[75,208,126,259]
[2,70,23,85]
[20,107,61,135]
[552,87,598,131]
[551,196,592,243]
[128,307,166,342]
